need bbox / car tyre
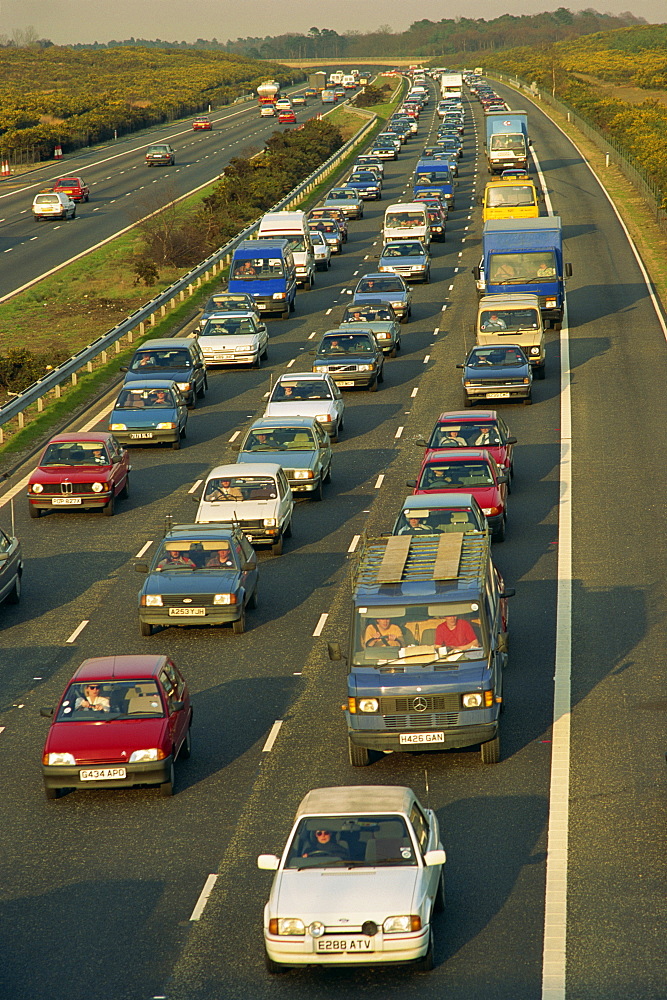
[271,535,283,556]
[281,309,290,320]
[160,761,175,796]
[535,365,546,380]
[323,463,331,484]
[254,352,262,369]
[348,737,370,767]
[247,585,258,610]
[523,393,533,405]
[7,573,21,604]
[196,381,206,398]
[378,366,384,383]
[463,394,473,408]
[140,620,154,637]
[283,518,292,539]
[180,725,192,760]
[415,928,434,972]
[311,479,323,501]
[232,608,246,635]
[481,733,501,764]
[265,952,289,975]
[120,474,130,499]
[368,378,378,393]
[29,505,41,519]
[434,870,446,913]
[103,494,115,517]
[44,785,61,801]
[493,516,506,543]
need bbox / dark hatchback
[136,524,258,636]
[312,330,385,390]
[122,339,207,407]
[458,345,533,407]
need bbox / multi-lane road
[0,78,665,1000]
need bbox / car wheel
[7,573,21,604]
[311,479,323,501]
[281,309,290,320]
[283,518,293,539]
[172,437,181,450]
[120,474,130,499]
[424,269,431,283]
[270,531,284,555]
[247,585,258,610]
[415,928,434,972]
[180,724,192,760]
[348,737,370,767]
[389,347,397,358]
[44,785,61,801]
[338,415,344,432]
[265,952,289,975]
[196,380,206,398]
[289,298,295,313]
[103,494,115,516]
[493,516,506,543]
[180,425,187,439]
[481,733,501,764]
[463,394,473,408]
[232,608,246,635]
[140,620,154,637]
[188,394,197,411]
[400,313,408,325]
[262,342,268,359]
[29,506,41,519]
[434,870,446,913]
[323,463,331,484]
[378,366,384,383]
[535,365,546,380]
[160,761,175,796]
[523,392,533,406]
[84,193,90,202]
[368,378,378,393]
[254,352,262,369]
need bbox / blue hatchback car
[353,272,412,323]
[109,379,189,449]
[458,345,533,407]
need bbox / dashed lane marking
[66,620,89,644]
[135,540,153,558]
[313,613,329,637]
[348,535,360,553]
[262,720,283,753]
[190,875,219,921]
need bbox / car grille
[383,713,460,729]
[38,482,102,496]
[380,694,459,713]
[326,363,361,373]
[161,594,218,607]
[468,379,525,388]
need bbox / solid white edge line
[188,480,202,495]
[541,302,572,1000]
[262,720,283,752]
[348,534,360,553]
[312,612,328,637]
[189,874,219,921]
[66,620,89,644]
[135,540,153,558]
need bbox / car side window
[0,529,10,553]
[239,535,254,562]
[278,470,290,495]
[409,804,430,855]
[159,667,179,707]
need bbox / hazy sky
[1,0,664,45]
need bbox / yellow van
[481,179,540,222]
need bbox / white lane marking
[423,354,430,364]
[190,874,219,921]
[541,304,572,1000]
[66,620,89,644]
[441,304,447,311]
[353,270,359,275]
[0,727,5,734]
[374,473,384,489]
[326,308,332,315]
[262,720,283,752]
[229,431,240,442]
[3,248,12,253]
[313,613,329,637]
[411,387,418,397]
[458,251,463,257]
[263,391,269,398]
[135,540,153,558]
[286,358,296,368]
[348,534,360,553]
[308,331,317,339]
[395,426,404,439]
[449,284,454,290]
[433,327,439,335]
[188,479,203,495]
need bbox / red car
[278,110,297,124]
[411,448,509,542]
[41,654,192,799]
[27,432,130,518]
[53,175,89,202]
[193,116,212,130]
[418,410,517,480]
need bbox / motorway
[0,77,665,1000]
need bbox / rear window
[35,195,59,204]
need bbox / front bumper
[201,351,258,366]
[113,429,179,445]
[42,754,173,792]
[324,371,378,388]
[264,924,430,967]
[29,492,114,512]
[465,382,531,401]
[286,476,321,494]
[139,605,243,627]
[348,721,498,753]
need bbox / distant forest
[3,8,645,59]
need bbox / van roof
[234,239,290,257]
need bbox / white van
[257,211,316,289]
[383,202,430,246]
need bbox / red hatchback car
[418,410,517,480]
[27,432,130,518]
[278,110,297,124]
[40,654,192,799]
[193,116,212,130]
[411,448,509,542]
[53,175,90,202]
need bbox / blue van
[413,159,456,208]
[228,239,297,319]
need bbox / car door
[276,469,294,530]
[234,534,258,601]
[257,320,269,354]
[314,422,332,478]
[107,437,128,494]
[0,528,20,603]
[172,388,188,433]
[409,804,441,905]
[327,377,344,427]
[159,662,188,752]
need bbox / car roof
[165,523,239,540]
[206,462,283,479]
[133,339,194,350]
[46,432,114,444]
[205,310,256,320]
[437,410,498,422]
[295,785,417,818]
[275,372,330,382]
[117,379,178,392]
[425,449,491,462]
[73,655,169,682]
[400,493,480,511]
[249,416,318,429]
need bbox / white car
[196,310,268,367]
[309,230,331,271]
[32,190,76,221]
[194,462,293,556]
[258,785,446,972]
[264,372,344,440]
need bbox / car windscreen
[469,348,527,367]
[203,476,277,501]
[151,539,238,571]
[357,277,404,293]
[382,244,423,258]
[318,335,374,355]
[489,253,556,282]
[479,309,539,331]
[201,318,255,336]
[242,428,317,451]
[115,388,175,408]
[428,423,502,447]
[56,680,164,720]
[40,442,110,467]
[231,258,285,280]
[384,213,425,229]
[418,462,495,488]
[353,603,487,666]
[285,815,418,869]
[394,507,482,535]
[130,350,191,371]
[344,305,394,322]
[270,381,332,401]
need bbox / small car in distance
[309,205,348,240]
[122,339,207,407]
[341,301,401,356]
[40,654,192,799]
[199,292,259,329]
[257,784,446,972]
[192,116,212,130]
[312,330,385,391]
[353,273,412,323]
[109,380,188,450]
[308,218,343,254]
[278,110,297,124]
[411,448,509,541]
[27,432,130,518]
[264,372,345,440]
[392,493,487,536]
[136,524,258,635]
[457,345,533,407]
[378,240,431,283]
[346,170,381,200]
[309,229,332,271]
[194,463,293,555]
[291,94,306,106]
[145,144,175,166]
[322,188,364,220]
[0,525,23,606]
[32,190,76,221]
[53,176,89,202]
[236,416,333,500]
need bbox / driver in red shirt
[435,615,478,651]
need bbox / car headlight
[91,482,106,493]
[315,414,332,423]
[482,506,501,516]
[358,698,379,713]
[129,748,162,763]
[176,382,191,391]
[44,752,76,766]
[109,423,127,430]
[31,483,44,494]
[383,915,422,934]
[269,918,305,936]
[313,365,328,372]
[444,192,453,198]
[357,364,375,372]
[239,344,256,352]
[308,921,325,938]
[462,692,483,708]
[375,332,390,339]
[272,292,286,300]
[529,347,540,356]
[156,422,177,429]
[141,595,163,607]
[213,594,237,605]
[292,470,314,480]
[545,297,557,307]
[263,518,277,527]
[522,377,531,384]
